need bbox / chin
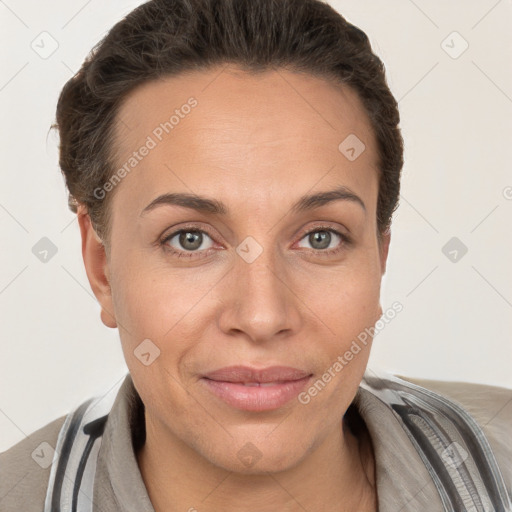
[200,435,310,475]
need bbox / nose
[216,240,302,343]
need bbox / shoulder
[399,375,512,429]
[0,414,67,511]
[399,375,512,490]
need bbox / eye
[296,227,350,255]
[159,224,351,260]
[161,228,215,258]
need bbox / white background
[1,0,511,452]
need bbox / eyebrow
[140,185,366,217]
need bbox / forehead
[111,66,379,217]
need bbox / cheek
[297,274,379,414]
[111,255,215,337]
[334,279,381,336]
[299,257,382,331]
[110,262,201,419]
[109,254,226,388]
[298,255,382,380]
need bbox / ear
[375,228,391,321]
[77,205,117,329]
[379,228,391,276]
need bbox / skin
[78,65,390,512]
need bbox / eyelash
[159,224,352,259]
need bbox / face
[83,65,389,474]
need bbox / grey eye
[297,229,342,251]
[165,230,214,252]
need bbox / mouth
[200,365,313,412]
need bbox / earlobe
[77,205,117,329]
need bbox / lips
[203,365,310,383]
[201,365,312,411]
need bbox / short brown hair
[55,0,403,245]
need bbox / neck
[136,411,377,512]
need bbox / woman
[1,0,510,510]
